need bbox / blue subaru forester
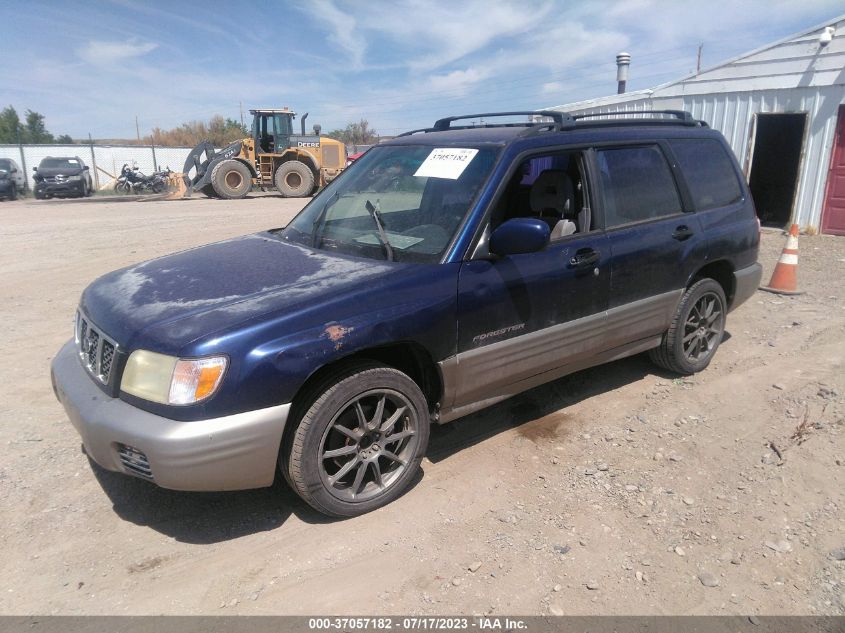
[51,110,762,517]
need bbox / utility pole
[240,101,244,128]
[696,43,703,73]
[135,115,141,144]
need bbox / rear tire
[211,159,252,199]
[649,278,726,375]
[282,363,429,517]
[274,161,315,198]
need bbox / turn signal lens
[168,356,228,405]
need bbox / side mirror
[32,166,37,172]
[489,218,550,256]
[83,165,89,170]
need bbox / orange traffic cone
[760,224,804,295]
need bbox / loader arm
[182,140,244,194]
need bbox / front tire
[274,161,315,198]
[283,364,430,517]
[649,278,726,375]
[211,159,252,199]
[9,184,16,201]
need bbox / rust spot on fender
[325,324,353,350]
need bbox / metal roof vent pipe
[616,52,631,94]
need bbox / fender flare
[280,150,319,177]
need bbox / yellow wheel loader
[181,108,346,199]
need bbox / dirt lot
[0,195,843,616]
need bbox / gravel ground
[0,195,842,616]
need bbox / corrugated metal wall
[556,84,845,231]
[669,86,844,230]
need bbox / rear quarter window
[669,139,743,210]
[596,145,682,227]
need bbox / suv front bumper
[50,340,290,491]
[35,180,86,196]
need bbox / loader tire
[275,161,314,198]
[211,160,252,199]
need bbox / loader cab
[251,109,294,154]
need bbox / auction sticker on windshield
[414,148,478,180]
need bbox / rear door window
[595,146,682,228]
[669,139,743,210]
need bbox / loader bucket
[160,172,189,200]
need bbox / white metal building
[546,15,845,235]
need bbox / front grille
[101,340,115,377]
[117,444,154,481]
[75,311,119,385]
[322,144,341,168]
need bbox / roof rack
[397,110,575,136]
[433,111,575,131]
[572,110,703,126]
[396,109,703,137]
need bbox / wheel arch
[688,260,735,307]
[234,157,258,178]
[277,150,320,177]
[287,341,443,426]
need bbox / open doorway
[747,113,806,228]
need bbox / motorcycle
[114,164,170,194]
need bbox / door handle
[672,225,694,241]
[569,248,600,268]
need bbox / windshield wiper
[365,200,394,262]
[311,190,339,247]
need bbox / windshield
[0,159,10,175]
[282,144,498,263]
[40,158,81,169]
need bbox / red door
[821,106,845,235]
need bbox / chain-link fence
[0,143,208,191]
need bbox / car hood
[37,167,84,177]
[80,233,396,351]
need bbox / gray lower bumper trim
[731,262,763,312]
[51,340,290,491]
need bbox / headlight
[120,350,227,405]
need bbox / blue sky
[0,0,842,140]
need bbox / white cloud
[334,1,554,72]
[77,40,158,65]
[307,0,365,69]
[427,67,493,94]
